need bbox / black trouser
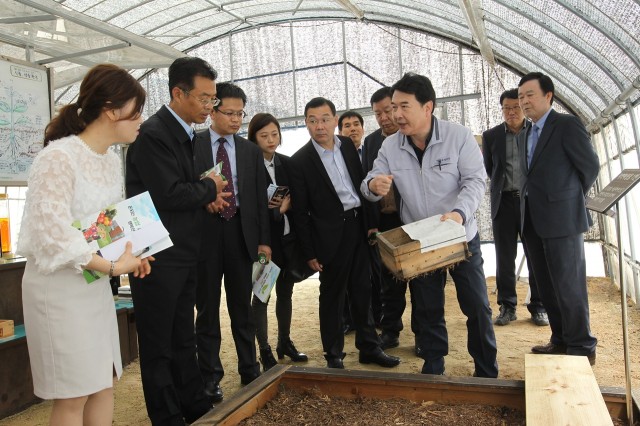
[131,264,211,425]
[196,213,260,383]
[251,269,296,349]
[318,211,381,359]
[493,192,545,314]
[522,200,597,355]
[412,234,498,377]
[376,212,415,337]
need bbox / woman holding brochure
[18,64,152,426]
[248,113,308,371]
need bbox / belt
[502,190,520,198]
[341,208,360,220]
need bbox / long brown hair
[44,64,146,145]
[247,113,282,145]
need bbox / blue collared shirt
[312,136,361,211]
[209,130,240,207]
[528,108,553,165]
[166,104,194,140]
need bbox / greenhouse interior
[0,0,639,425]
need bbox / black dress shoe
[259,346,278,371]
[240,372,260,385]
[531,312,550,326]
[531,341,567,354]
[359,350,400,368]
[379,332,399,350]
[276,338,308,362]
[326,357,344,369]
[203,380,223,403]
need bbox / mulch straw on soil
[239,386,526,426]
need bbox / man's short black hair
[338,110,364,131]
[499,88,519,105]
[370,87,393,105]
[304,97,336,117]
[518,72,555,105]
[168,57,217,99]
[391,73,436,107]
[214,82,247,108]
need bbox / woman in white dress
[18,64,152,426]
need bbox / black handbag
[281,233,314,283]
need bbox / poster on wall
[0,56,52,186]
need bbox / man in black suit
[289,97,400,369]
[482,89,548,327]
[517,72,599,365]
[337,109,376,332]
[361,87,415,351]
[126,57,226,425]
[195,82,270,399]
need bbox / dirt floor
[2,276,639,425]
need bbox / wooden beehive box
[377,227,468,280]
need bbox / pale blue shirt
[312,136,361,211]
[209,130,240,207]
[166,104,194,140]
[527,108,552,166]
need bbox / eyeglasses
[181,89,220,107]
[502,106,521,112]
[307,117,334,126]
[216,110,247,119]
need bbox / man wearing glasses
[482,89,549,327]
[126,57,226,424]
[290,97,400,370]
[194,82,270,398]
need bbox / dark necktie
[216,138,237,220]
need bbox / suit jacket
[194,131,270,262]
[290,135,373,265]
[482,122,527,219]
[362,128,386,175]
[125,105,218,266]
[519,109,599,239]
[264,152,294,266]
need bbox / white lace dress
[17,135,124,399]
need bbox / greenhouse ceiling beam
[489,0,624,91]
[0,32,95,69]
[204,0,254,26]
[587,75,640,132]
[333,0,364,20]
[0,14,56,24]
[13,0,183,61]
[274,92,481,125]
[36,42,130,65]
[553,0,640,69]
[457,0,495,67]
[488,20,610,109]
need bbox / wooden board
[525,354,613,426]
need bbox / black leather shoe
[379,332,399,350]
[326,357,344,369]
[531,312,550,326]
[531,341,567,354]
[240,372,260,385]
[259,346,278,372]
[276,338,308,362]
[203,380,223,403]
[359,350,400,368]
[495,305,517,326]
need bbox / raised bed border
[193,365,640,425]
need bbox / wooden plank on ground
[525,354,612,426]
